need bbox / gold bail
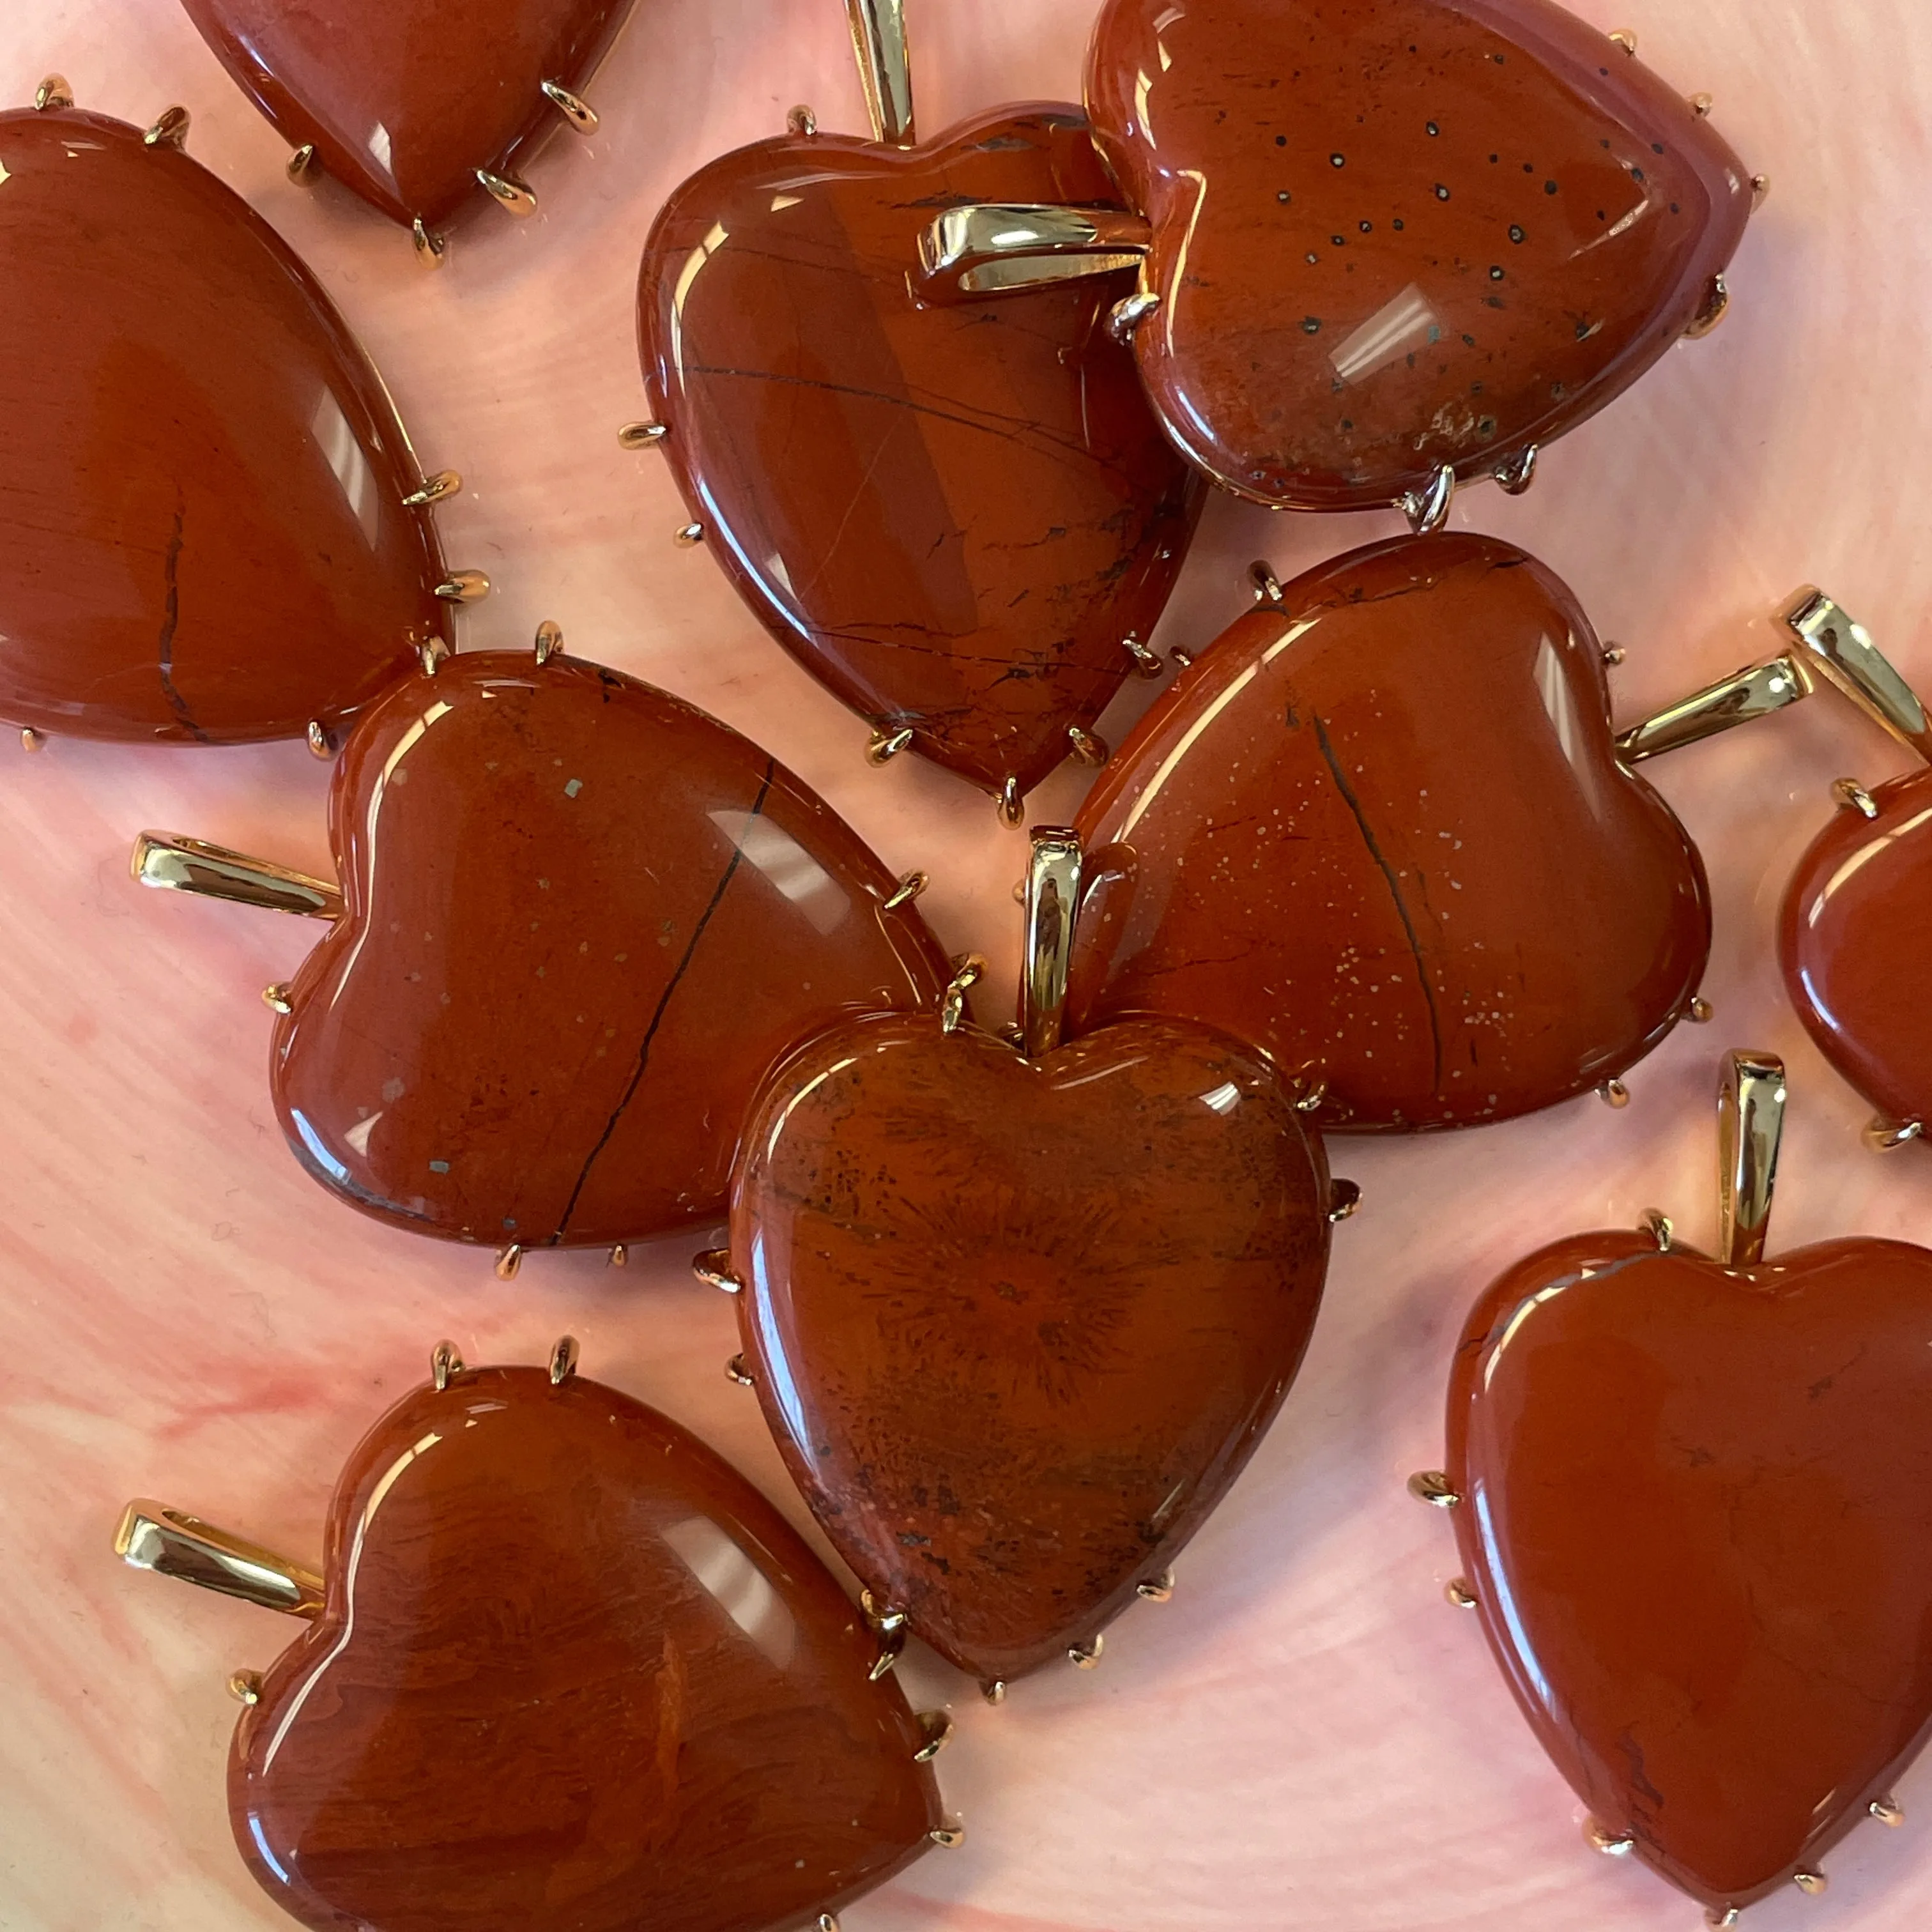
[1615,656,1812,763]
[1782,586,1932,765]
[114,1500,323,1618]
[918,203,1153,297]
[132,832,343,921]
[1716,1052,1787,1268]
[1020,827,1084,1058]
[845,0,915,143]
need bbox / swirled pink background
[3,3,1930,1929]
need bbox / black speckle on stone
[1575,318,1593,339]
[1545,180,1558,195]
[1331,151,1346,167]
[1462,332,1476,346]
[1596,210,1607,221]
[1652,142,1665,155]
[1489,265,1505,280]
[1522,162,1534,174]
[1551,381,1567,399]
[1478,415,1498,436]
[1332,234,1346,245]
[1670,202,1681,215]
[1302,316,1322,334]
[1508,224,1524,243]
[1427,121,1439,136]
[1632,166,1646,183]
[1393,217,1406,231]
[1489,153,1499,163]
[1341,418,1354,430]
[1276,134,1288,147]
[1360,219,1372,232]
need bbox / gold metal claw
[1706,1912,1741,1929]
[1494,445,1538,495]
[1834,778,1880,820]
[862,1589,907,1680]
[1445,1578,1478,1609]
[1793,1870,1828,1896]
[20,727,46,752]
[997,776,1025,827]
[1399,463,1457,536]
[619,421,668,449]
[693,1248,744,1294]
[34,75,75,112]
[261,983,293,1015]
[1108,291,1161,342]
[725,1354,754,1386]
[549,1335,579,1384]
[930,1823,967,1849]
[541,79,598,134]
[1641,1209,1674,1252]
[1586,1820,1636,1856]
[476,169,537,216]
[1407,1471,1460,1508]
[675,521,705,547]
[431,1340,464,1390]
[1598,1078,1631,1108]
[1685,273,1730,339]
[882,870,927,912]
[434,572,489,605]
[534,620,565,666]
[1690,93,1714,118]
[1328,1178,1362,1223]
[1609,27,1638,55]
[1752,174,1772,210]
[1872,1796,1905,1827]
[403,470,462,507]
[914,1710,953,1760]
[287,142,323,186]
[1864,1117,1924,1153]
[1123,631,1164,677]
[143,105,190,150]
[1602,644,1627,668]
[1067,725,1108,767]
[1069,1634,1105,1668]
[227,1669,263,1706]
[1250,561,1285,604]
[1689,995,1714,1023]
[940,954,987,1035]
[1137,1570,1176,1601]
[413,219,446,268]
[608,1244,628,1268]
[494,1243,524,1280]
[981,1678,1007,1705]
[788,105,818,137]
[305,721,333,760]
[866,726,914,765]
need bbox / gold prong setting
[143,105,190,151]
[1407,1470,1460,1508]
[34,75,75,112]
[541,79,598,134]
[475,169,537,217]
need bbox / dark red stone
[233,1362,942,1932]
[0,106,448,744]
[1066,533,1710,1131]
[179,0,636,226]
[1447,1231,1932,1912]
[728,1011,1334,1686]
[273,650,951,1248]
[1084,0,1755,509]
[637,107,1204,802]
[1781,767,1932,1134]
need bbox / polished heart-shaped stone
[1782,767,1932,1144]
[636,107,1203,809]
[1084,0,1755,512]
[271,649,949,1252]
[1064,533,1710,1131]
[178,0,634,233]
[727,1011,1333,1690]
[0,100,452,746]
[228,1362,945,1932]
[1445,1231,1932,1915]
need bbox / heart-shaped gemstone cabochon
[231,1364,942,1932]
[0,105,449,744]
[1781,766,1932,1133]
[1065,532,1710,1131]
[728,1011,1333,1687]
[179,0,636,227]
[637,106,1204,804]
[273,652,950,1250]
[1446,1232,1932,1912]
[1084,0,1754,509]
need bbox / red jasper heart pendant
[636,105,1202,809]
[125,1354,947,1932]
[1065,533,1713,1131]
[1432,1057,1932,1918]
[267,645,951,1254]
[726,1007,1333,1690]
[178,0,636,233]
[1082,0,1756,513]
[0,97,456,747]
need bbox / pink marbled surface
[3,1,1932,1928]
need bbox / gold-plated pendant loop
[114,1501,323,1619]
[1020,827,1083,1057]
[917,203,1152,297]
[1717,1051,1786,1268]
[132,831,342,921]
[845,0,916,144]
[1614,654,1811,763]
[1782,587,1932,764]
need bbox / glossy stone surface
[275,652,951,1247]
[1781,767,1932,1132]
[233,1362,942,1932]
[638,107,1204,802]
[1447,1231,1932,1912]
[729,1011,1333,1685]
[0,107,448,745]
[1066,533,1710,1131]
[180,0,636,227]
[1084,0,1754,510]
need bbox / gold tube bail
[1020,827,1083,1059]
[1716,1052,1787,1268]
[845,0,915,144]
[114,1500,323,1618]
[1781,586,1932,766]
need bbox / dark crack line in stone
[549,760,776,1243]
[1310,710,1443,1094]
[155,499,210,743]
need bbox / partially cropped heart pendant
[178,0,638,255]
[1417,1054,1932,1923]
[714,830,1344,1695]
[633,1,1203,818]
[923,0,1759,526]
[1065,535,1863,1133]
[0,84,481,752]
[117,1340,957,1932]
[134,624,950,1266]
